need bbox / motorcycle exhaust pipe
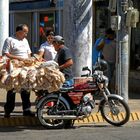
[42,114,84,120]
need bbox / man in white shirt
[2,24,34,118]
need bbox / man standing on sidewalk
[96,28,116,90]
[2,24,35,118]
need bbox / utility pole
[116,0,129,102]
[110,0,130,102]
[63,0,93,76]
[115,0,139,102]
[0,0,9,55]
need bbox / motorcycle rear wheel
[100,96,130,126]
[37,97,72,129]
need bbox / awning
[10,0,51,11]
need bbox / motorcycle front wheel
[37,96,72,129]
[100,95,130,126]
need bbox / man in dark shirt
[53,35,74,87]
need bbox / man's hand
[5,53,26,61]
[59,59,73,70]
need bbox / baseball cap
[53,35,64,43]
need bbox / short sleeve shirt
[2,36,31,58]
[39,41,57,61]
[55,46,73,80]
[102,39,116,63]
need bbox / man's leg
[4,89,16,118]
[107,62,115,92]
[20,89,35,117]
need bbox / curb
[0,117,40,127]
[75,111,140,124]
[0,111,140,127]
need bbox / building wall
[129,0,140,93]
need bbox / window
[39,13,55,45]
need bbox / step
[0,111,139,127]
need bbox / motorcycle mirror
[82,66,89,71]
[81,74,89,77]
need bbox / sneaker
[23,110,35,117]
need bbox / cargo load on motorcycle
[0,56,65,93]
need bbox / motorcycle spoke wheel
[100,97,130,126]
[37,98,68,129]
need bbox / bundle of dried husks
[0,57,65,93]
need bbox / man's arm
[59,58,73,70]
[95,37,105,51]
[96,40,105,51]
[38,50,44,60]
[37,44,45,61]
[4,53,27,61]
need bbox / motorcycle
[35,59,130,129]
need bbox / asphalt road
[0,121,140,140]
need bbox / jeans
[106,61,115,82]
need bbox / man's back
[56,46,73,80]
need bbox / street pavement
[0,88,140,127]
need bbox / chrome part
[42,114,84,120]
[82,105,92,115]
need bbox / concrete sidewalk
[0,88,140,127]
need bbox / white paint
[0,0,9,56]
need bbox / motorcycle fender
[98,94,124,111]
[36,93,71,110]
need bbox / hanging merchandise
[108,0,117,12]
[111,15,121,30]
[126,8,139,28]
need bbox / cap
[53,35,64,43]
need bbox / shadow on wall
[109,71,140,99]
[129,91,140,99]
[129,71,140,99]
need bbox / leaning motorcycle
[36,60,130,129]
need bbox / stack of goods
[0,56,65,93]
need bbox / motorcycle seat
[60,86,74,92]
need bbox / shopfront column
[0,0,9,55]
[63,0,93,76]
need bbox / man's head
[16,24,29,40]
[52,35,64,51]
[105,28,116,40]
